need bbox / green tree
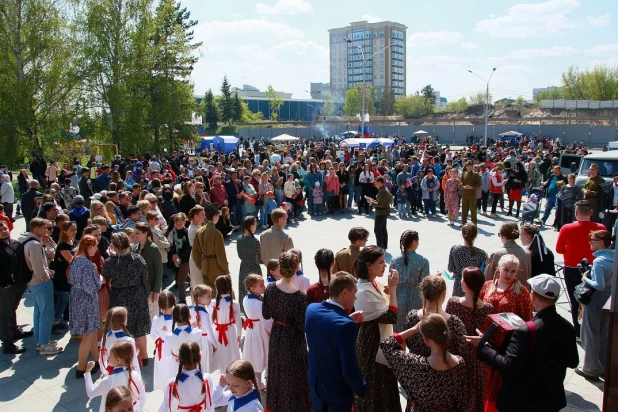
[534,87,564,105]
[233,91,243,123]
[265,85,283,121]
[394,95,433,119]
[343,86,375,116]
[562,65,618,100]
[445,97,469,112]
[469,91,492,105]
[380,89,396,115]
[0,0,80,161]
[219,76,234,125]
[514,96,526,105]
[420,84,437,105]
[494,98,515,106]
[322,93,337,116]
[203,89,218,129]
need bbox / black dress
[354,308,402,412]
[103,253,151,338]
[262,283,311,412]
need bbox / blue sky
[183,0,618,102]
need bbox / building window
[365,46,371,52]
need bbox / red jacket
[209,184,228,208]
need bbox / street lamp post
[467,68,496,147]
[345,38,392,137]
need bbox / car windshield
[579,159,618,177]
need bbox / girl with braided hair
[446,267,495,412]
[211,275,242,373]
[306,248,335,304]
[100,307,141,376]
[85,341,146,412]
[379,313,468,412]
[189,285,217,374]
[160,341,215,412]
[390,230,430,332]
[262,251,311,411]
[404,276,470,365]
[162,304,204,388]
[150,291,176,390]
[212,360,263,411]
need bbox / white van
[574,150,618,187]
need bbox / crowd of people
[0,134,615,412]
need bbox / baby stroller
[521,188,544,224]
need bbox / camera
[577,258,590,274]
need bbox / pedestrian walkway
[0,210,603,411]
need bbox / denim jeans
[423,199,436,215]
[397,202,406,216]
[29,281,55,345]
[54,290,70,321]
[542,195,556,223]
[229,202,244,226]
[313,204,322,215]
[347,185,355,209]
[305,190,314,214]
[259,205,268,226]
[275,189,283,207]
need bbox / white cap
[527,274,561,299]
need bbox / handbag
[574,281,594,305]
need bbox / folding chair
[554,263,571,311]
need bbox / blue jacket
[304,172,323,192]
[94,172,110,192]
[305,301,367,408]
[584,249,615,292]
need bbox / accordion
[480,312,526,352]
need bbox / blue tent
[198,136,239,154]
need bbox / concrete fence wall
[237,124,618,146]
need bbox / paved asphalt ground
[0,202,605,411]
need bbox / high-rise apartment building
[329,20,407,103]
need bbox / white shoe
[39,345,63,355]
[36,340,58,351]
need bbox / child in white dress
[100,307,140,375]
[85,340,146,412]
[103,386,133,412]
[150,291,176,390]
[158,341,215,412]
[162,304,204,385]
[189,285,218,373]
[212,360,264,412]
[211,275,242,373]
[265,259,280,285]
[290,249,310,293]
[241,275,272,390]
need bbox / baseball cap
[136,161,143,167]
[74,195,85,203]
[551,157,559,163]
[527,274,560,299]
[90,193,102,201]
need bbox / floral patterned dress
[262,283,311,412]
[404,310,471,361]
[447,245,488,297]
[445,178,461,213]
[380,336,468,412]
[480,281,533,408]
[68,256,102,335]
[446,297,495,412]
[236,234,262,313]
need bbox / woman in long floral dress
[237,215,262,313]
[480,254,533,412]
[69,235,102,378]
[354,246,401,412]
[444,167,460,226]
[262,251,311,411]
[446,267,495,412]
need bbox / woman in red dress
[480,254,533,412]
[446,267,495,412]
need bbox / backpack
[11,238,37,284]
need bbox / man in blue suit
[305,272,367,412]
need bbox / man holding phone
[365,176,390,249]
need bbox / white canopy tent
[341,137,394,148]
[499,131,523,137]
[414,130,429,135]
[271,134,300,142]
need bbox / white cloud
[507,46,576,58]
[460,42,479,50]
[587,14,611,27]
[584,44,618,53]
[255,0,313,15]
[475,0,580,38]
[362,14,383,23]
[195,19,304,41]
[408,31,465,48]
